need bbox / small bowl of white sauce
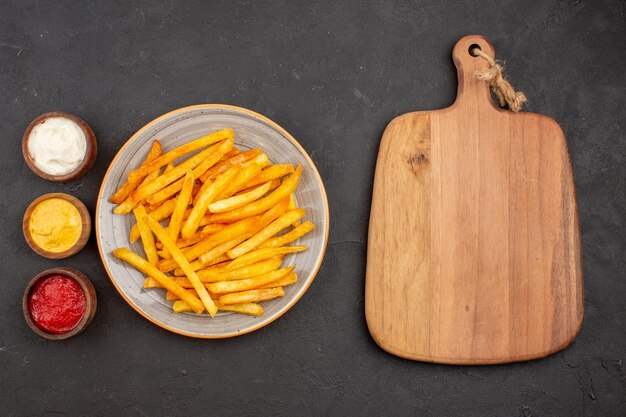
[22,112,97,182]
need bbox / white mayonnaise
[28,117,87,176]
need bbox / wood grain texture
[365,35,583,364]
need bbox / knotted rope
[471,47,527,112]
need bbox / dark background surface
[1,1,624,416]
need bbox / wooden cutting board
[365,35,583,364]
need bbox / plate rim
[95,103,330,338]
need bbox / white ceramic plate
[96,104,329,338]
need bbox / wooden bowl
[22,267,97,340]
[22,111,97,182]
[23,193,91,259]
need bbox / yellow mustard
[29,198,82,253]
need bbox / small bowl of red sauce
[22,267,96,340]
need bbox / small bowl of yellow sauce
[23,193,91,259]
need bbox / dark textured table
[1,1,624,416]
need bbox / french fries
[214,162,263,202]
[259,221,315,248]
[182,165,240,238]
[129,199,177,242]
[207,165,302,223]
[109,140,162,204]
[112,248,204,314]
[109,129,315,318]
[160,171,194,259]
[258,272,297,289]
[144,214,218,316]
[127,129,233,184]
[146,141,234,206]
[196,256,284,283]
[159,216,260,272]
[195,200,289,266]
[132,205,158,266]
[172,300,263,316]
[133,139,233,202]
[209,181,271,214]
[288,193,300,227]
[206,266,294,294]
[226,246,307,270]
[163,271,298,299]
[245,164,294,188]
[227,209,305,258]
[196,234,250,267]
[115,139,234,215]
[199,148,262,182]
[220,287,285,305]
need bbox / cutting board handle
[452,35,500,111]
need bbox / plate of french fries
[96,104,329,337]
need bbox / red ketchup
[28,274,86,334]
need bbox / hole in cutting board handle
[469,44,481,57]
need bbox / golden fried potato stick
[196,256,283,283]
[214,162,263,202]
[157,224,216,249]
[227,209,305,259]
[169,172,195,239]
[160,222,228,250]
[132,205,159,266]
[162,163,175,174]
[226,245,307,270]
[206,266,295,294]
[174,254,230,276]
[209,181,271,214]
[143,214,218,316]
[112,248,203,314]
[244,153,271,169]
[208,165,302,223]
[130,199,178,242]
[109,140,162,204]
[182,165,240,238]
[234,177,279,196]
[160,223,228,250]
[172,300,263,316]
[167,291,185,301]
[219,287,284,305]
[143,276,161,288]
[199,148,262,182]
[288,193,300,227]
[258,221,315,248]
[197,234,250,266]
[245,164,295,188]
[158,216,260,272]
[127,128,233,184]
[222,148,241,160]
[196,198,288,265]
[174,255,283,286]
[144,165,176,210]
[133,138,233,201]
[159,171,195,259]
[199,214,215,227]
[215,301,264,316]
[146,140,234,206]
[114,145,222,215]
[257,272,297,289]
[166,288,218,301]
[201,223,227,235]
[138,161,165,189]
